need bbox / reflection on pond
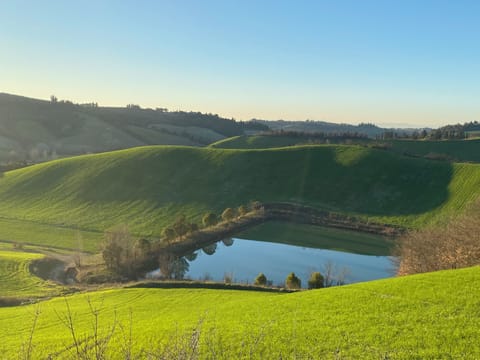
[149,238,394,288]
[202,242,218,255]
[222,238,234,247]
[157,252,189,280]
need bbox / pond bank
[158,202,403,257]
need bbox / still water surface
[182,238,394,287]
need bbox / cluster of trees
[161,203,259,245]
[262,129,369,140]
[150,111,266,137]
[101,202,261,279]
[396,200,480,275]
[379,121,480,141]
[161,215,199,243]
[254,271,327,290]
[50,95,98,108]
[428,121,480,140]
[50,94,267,138]
[102,225,156,279]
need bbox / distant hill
[1,145,479,250]
[210,133,370,149]
[0,93,267,163]
[252,119,427,138]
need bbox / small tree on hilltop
[308,272,324,289]
[162,227,175,243]
[221,208,235,222]
[254,273,267,286]
[188,222,199,233]
[202,212,218,227]
[250,201,263,211]
[238,205,248,217]
[172,215,189,238]
[285,272,301,289]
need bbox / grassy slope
[209,135,309,149]
[388,138,480,162]
[238,221,391,255]
[0,250,62,299]
[0,145,479,250]
[0,266,478,358]
[212,135,480,163]
[0,93,255,162]
[0,217,102,252]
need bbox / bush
[238,205,248,216]
[162,227,175,243]
[285,272,301,289]
[202,212,218,227]
[221,208,236,221]
[254,273,267,286]
[396,199,480,275]
[307,272,324,289]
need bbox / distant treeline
[378,121,480,140]
[48,96,269,138]
[428,121,480,140]
[260,129,369,140]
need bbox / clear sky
[1,0,479,127]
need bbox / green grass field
[209,134,318,149]
[238,221,392,255]
[212,134,480,163]
[388,138,480,163]
[0,217,102,252]
[0,266,478,358]
[0,145,479,251]
[0,250,63,299]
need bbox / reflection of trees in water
[158,251,189,279]
[222,238,234,247]
[202,243,217,255]
[185,252,198,262]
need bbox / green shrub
[285,272,301,289]
[202,212,218,227]
[254,273,267,286]
[308,272,324,289]
[221,208,236,221]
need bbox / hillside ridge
[0,144,479,249]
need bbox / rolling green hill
[0,145,479,250]
[212,134,480,163]
[209,134,320,149]
[0,93,266,164]
[388,138,480,162]
[0,266,478,358]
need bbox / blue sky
[1,0,479,127]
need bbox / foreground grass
[238,221,391,255]
[0,145,479,251]
[0,250,63,299]
[0,266,478,358]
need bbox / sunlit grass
[0,145,478,250]
[0,250,63,299]
[0,266,478,358]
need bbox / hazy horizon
[2,0,479,128]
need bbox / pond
[149,237,395,288]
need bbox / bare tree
[396,199,480,275]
